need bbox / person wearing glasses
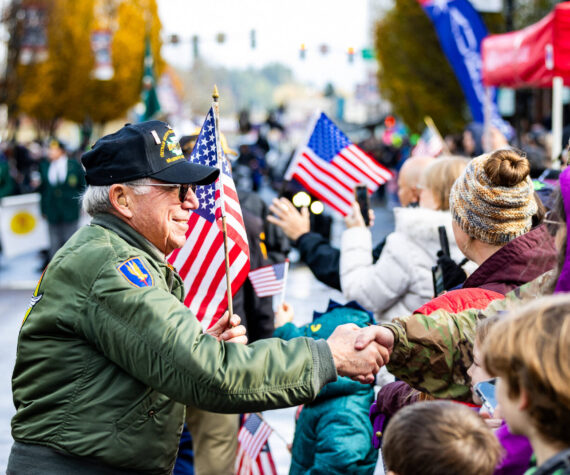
[8,121,387,474]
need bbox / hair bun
[484,149,530,187]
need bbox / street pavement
[0,196,395,473]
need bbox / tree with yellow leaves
[3,0,163,137]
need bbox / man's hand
[206,312,248,344]
[267,197,310,241]
[327,324,390,384]
[354,325,395,353]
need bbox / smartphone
[438,226,450,257]
[354,185,370,226]
[431,264,445,297]
[474,378,497,415]
[431,226,449,296]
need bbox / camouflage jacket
[383,270,554,401]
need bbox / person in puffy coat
[274,300,378,475]
[341,156,473,324]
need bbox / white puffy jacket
[340,206,476,323]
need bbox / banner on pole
[416,0,507,132]
[91,29,114,80]
[19,6,48,65]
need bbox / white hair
[81,178,153,217]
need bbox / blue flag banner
[418,0,506,130]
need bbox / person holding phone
[267,155,435,291]
[341,156,471,324]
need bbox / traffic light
[347,46,355,63]
[250,29,256,49]
[216,32,226,44]
[300,43,306,60]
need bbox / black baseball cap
[81,121,219,186]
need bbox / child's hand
[275,302,294,328]
[479,409,502,429]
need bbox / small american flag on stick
[237,413,273,462]
[248,260,289,298]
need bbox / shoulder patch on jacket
[117,257,154,288]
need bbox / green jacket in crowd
[0,158,14,198]
[11,213,336,474]
[38,158,85,223]
[383,271,553,401]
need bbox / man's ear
[109,184,133,219]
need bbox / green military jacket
[11,213,336,474]
[383,271,554,400]
[39,158,86,223]
[0,159,14,198]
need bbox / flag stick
[279,259,289,306]
[424,116,451,156]
[212,85,234,321]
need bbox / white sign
[469,0,503,13]
[0,193,49,259]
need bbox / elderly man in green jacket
[8,121,387,475]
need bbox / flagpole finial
[212,85,219,101]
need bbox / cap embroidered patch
[117,258,154,288]
[160,128,184,164]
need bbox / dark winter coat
[461,224,556,295]
[295,232,385,291]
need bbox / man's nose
[181,188,199,209]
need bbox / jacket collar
[463,224,557,293]
[91,213,166,263]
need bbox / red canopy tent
[482,3,570,88]
[481,2,570,160]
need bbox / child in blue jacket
[274,299,378,475]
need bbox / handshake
[326,324,395,384]
[210,312,395,385]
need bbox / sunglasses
[130,183,198,202]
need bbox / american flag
[248,261,288,298]
[235,441,277,475]
[235,414,277,475]
[168,108,250,329]
[412,123,444,157]
[284,112,393,216]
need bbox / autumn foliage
[6,0,163,132]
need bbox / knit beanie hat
[449,150,537,245]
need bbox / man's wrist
[310,338,337,388]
